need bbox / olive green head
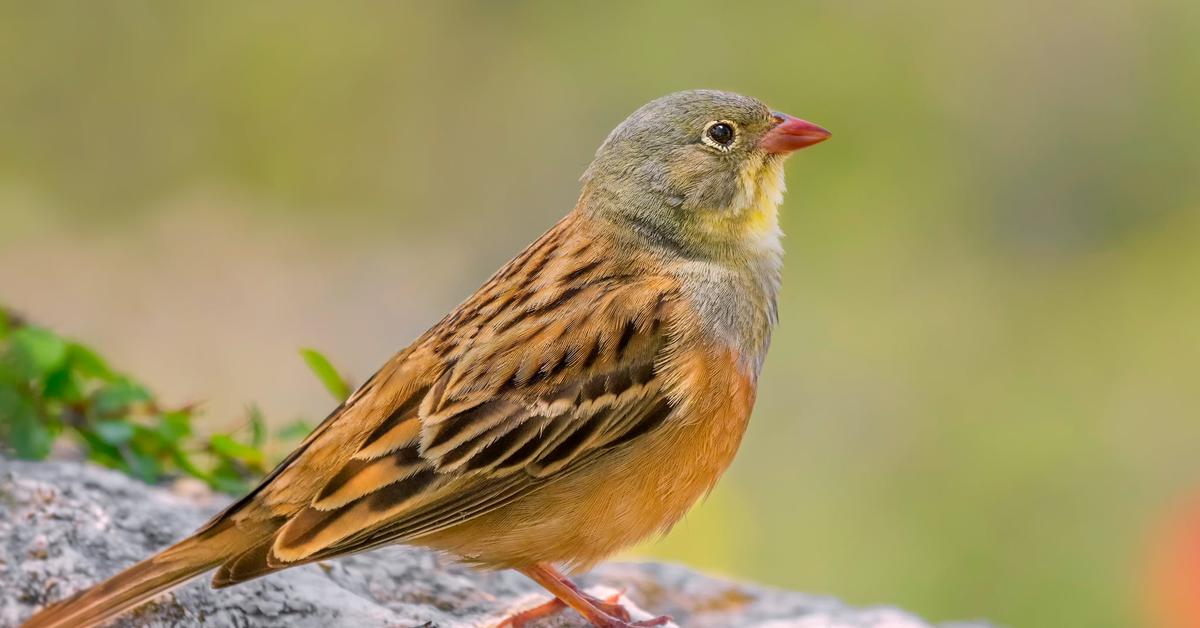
[581,89,829,257]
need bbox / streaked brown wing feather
[298,396,678,567]
[216,215,684,577]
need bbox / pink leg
[496,563,672,628]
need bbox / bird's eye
[702,121,736,150]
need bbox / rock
[0,458,992,627]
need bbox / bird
[23,89,830,628]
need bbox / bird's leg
[496,562,672,628]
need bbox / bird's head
[581,89,830,259]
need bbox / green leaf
[68,343,114,380]
[42,367,82,403]
[124,447,162,483]
[9,399,53,459]
[209,434,264,466]
[77,428,124,466]
[208,473,248,495]
[0,311,347,493]
[276,419,315,442]
[155,410,193,444]
[10,327,68,378]
[207,461,249,494]
[0,386,22,424]
[247,405,266,448]
[92,379,151,416]
[93,420,136,445]
[299,348,349,401]
[0,359,21,385]
[171,448,209,481]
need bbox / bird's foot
[583,589,634,622]
[581,591,671,626]
[495,595,567,627]
[496,590,672,627]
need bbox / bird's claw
[494,590,672,628]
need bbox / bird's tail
[22,524,244,628]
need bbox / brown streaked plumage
[23,89,830,628]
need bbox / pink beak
[759,112,831,154]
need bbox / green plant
[0,306,348,493]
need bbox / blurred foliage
[1,3,1198,628]
[0,306,334,494]
[300,347,351,402]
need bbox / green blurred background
[2,2,1199,627]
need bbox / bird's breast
[669,257,780,377]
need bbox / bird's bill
[759,112,831,154]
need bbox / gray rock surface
[0,458,992,627]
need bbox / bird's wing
[210,217,686,582]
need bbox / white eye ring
[701,120,738,152]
